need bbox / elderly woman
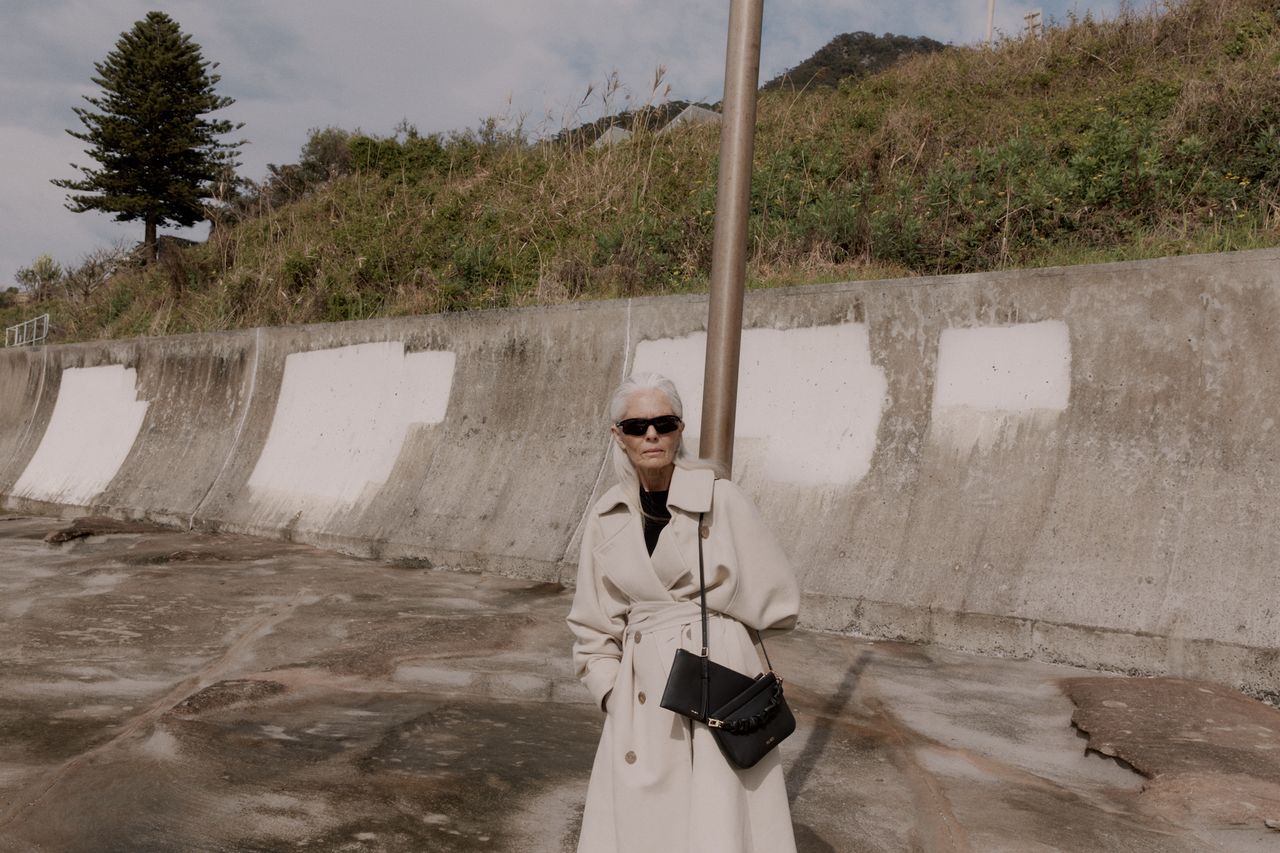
[568,372,800,853]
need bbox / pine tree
[53,12,242,260]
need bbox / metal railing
[5,313,50,347]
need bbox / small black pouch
[707,671,796,768]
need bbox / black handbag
[660,646,754,723]
[658,511,795,768]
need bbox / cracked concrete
[1065,677,1280,844]
[1,514,1278,852]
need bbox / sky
[0,0,1127,290]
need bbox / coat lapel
[653,467,715,592]
[591,468,716,603]
[592,494,671,603]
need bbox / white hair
[607,372,723,500]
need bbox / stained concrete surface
[1,515,1277,852]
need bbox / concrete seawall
[3,249,1277,698]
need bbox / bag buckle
[706,718,724,729]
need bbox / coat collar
[594,465,715,516]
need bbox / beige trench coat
[567,466,800,853]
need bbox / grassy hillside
[7,0,1280,343]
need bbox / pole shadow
[787,647,872,803]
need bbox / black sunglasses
[616,415,683,436]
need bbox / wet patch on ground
[5,692,601,852]
[0,706,121,762]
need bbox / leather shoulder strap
[700,479,776,674]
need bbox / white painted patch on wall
[247,342,454,520]
[930,320,1071,451]
[14,365,149,505]
[632,323,887,486]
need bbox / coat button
[625,750,637,764]
[633,631,642,643]
[699,525,710,539]
[638,691,646,704]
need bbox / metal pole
[986,0,996,45]
[700,0,764,476]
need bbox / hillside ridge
[5,0,1279,343]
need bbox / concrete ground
[1,515,1277,853]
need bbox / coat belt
[625,600,725,641]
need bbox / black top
[639,488,671,556]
